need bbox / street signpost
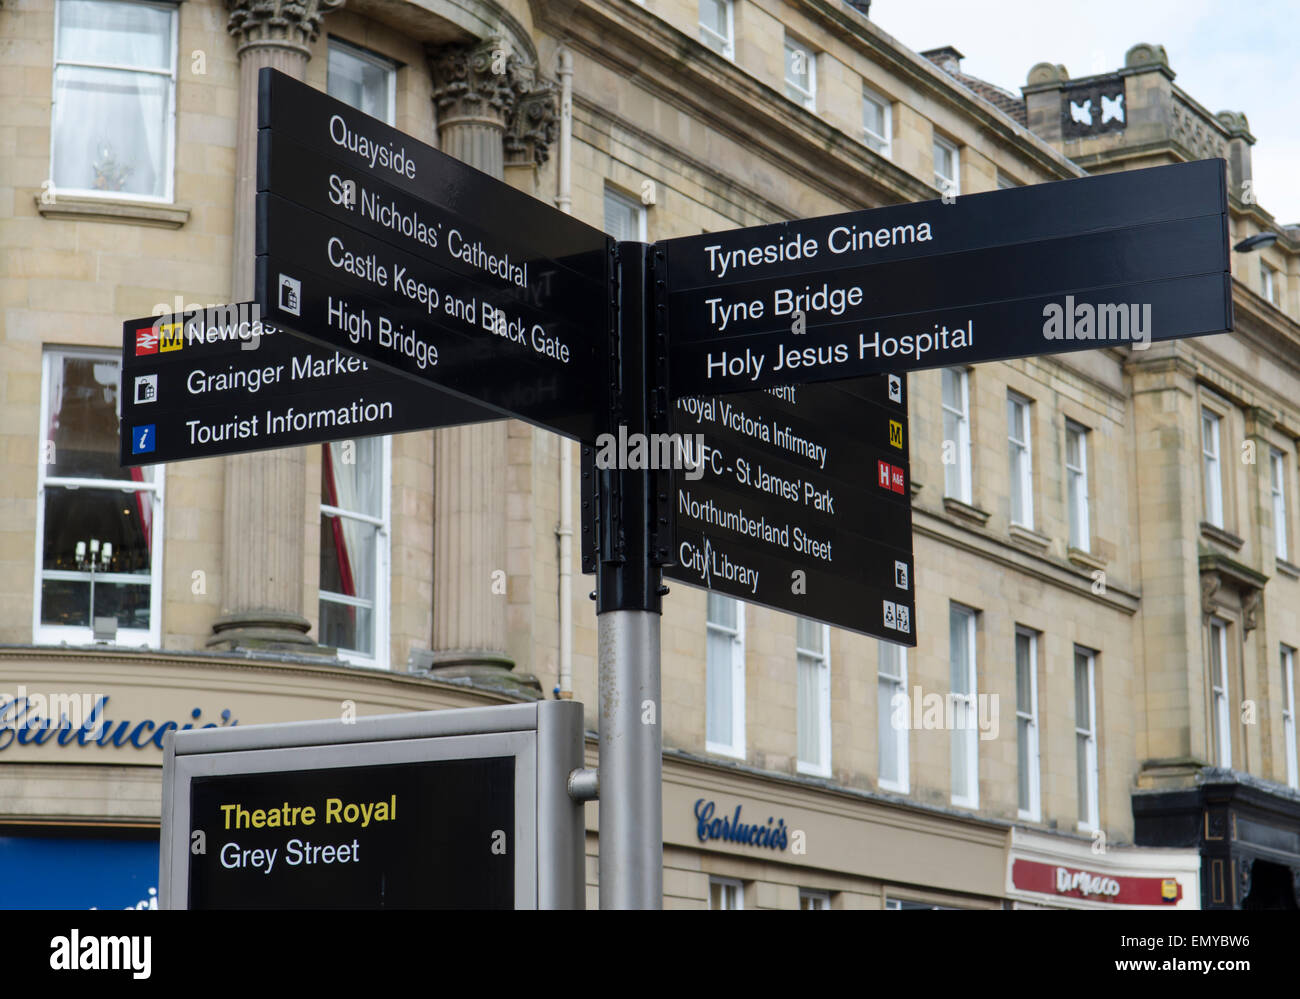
[126,67,1236,910]
[160,702,585,909]
[119,305,498,466]
[253,70,612,444]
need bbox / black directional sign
[664,158,1232,397]
[253,69,611,443]
[665,374,915,644]
[119,306,497,467]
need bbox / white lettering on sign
[1054,866,1121,897]
[328,114,416,179]
[700,221,933,277]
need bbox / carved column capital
[429,37,518,133]
[505,73,558,168]
[226,0,345,57]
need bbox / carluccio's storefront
[0,646,516,909]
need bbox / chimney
[921,46,965,76]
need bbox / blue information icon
[131,425,156,455]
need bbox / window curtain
[321,444,357,602]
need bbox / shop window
[1016,627,1041,820]
[706,593,745,757]
[796,618,831,776]
[319,437,390,667]
[1075,647,1100,829]
[36,348,164,646]
[327,38,397,125]
[709,876,744,910]
[877,640,908,792]
[950,603,979,807]
[51,0,177,201]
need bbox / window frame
[861,82,891,157]
[327,36,398,126]
[783,34,817,111]
[697,0,735,60]
[942,367,972,503]
[796,619,832,777]
[1007,392,1034,528]
[34,347,165,648]
[603,184,647,242]
[1015,627,1041,821]
[1065,420,1091,551]
[1208,618,1231,768]
[318,435,392,669]
[799,889,831,910]
[1074,647,1099,831]
[877,640,909,793]
[1270,448,1289,561]
[49,0,180,204]
[709,876,744,910]
[1283,645,1298,790]
[706,595,746,759]
[1260,260,1279,306]
[1201,408,1224,528]
[949,603,979,809]
[932,134,960,196]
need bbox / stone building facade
[0,0,1295,908]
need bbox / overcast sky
[870,0,1300,225]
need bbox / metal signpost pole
[596,242,664,909]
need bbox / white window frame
[1075,647,1099,831]
[709,876,744,910]
[1260,261,1279,305]
[697,0,734,60]
[796,620,832,777]
[49,0,179,204]
[706,595,746,758]
[1202,408,1224,528]
[34,347,165,648]
[1271,448,1289,561]
[949,603,979,808]
[1208,618,1231,768]
[1015,627,1041,821]
[861,83,891,157]
[784,35,816,111]
[327,37,397,126]
[319,436,392,669]
[799,889,831,910]
[1066,421,1091,551]
[997,172,1019,190]
[1007,392,1033,528]
[877,640,909,793]
[933,134,960,197]
[1282,645,1297,790]
[603,184,647,242]
[942,367,972,503]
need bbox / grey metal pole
[598,609,662,909]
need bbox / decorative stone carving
[1026,62,1068,87]
[506,77,558,167]
[226,0,345,54]
[1201,571,1221,617]
[429,37,518,131]
[1216,110,1252,139]
[1125,43,1169,70]
[1238,855,1253,902]
[1172,98,1228,162]
[1242,590,1261,632]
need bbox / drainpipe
[555,45,575,698]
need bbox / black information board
[253,69,612,444]
[188,757,514,909]
[663,159,1232,397]
[119,306,498,466]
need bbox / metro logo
[889,419,903,449]
[158,322,184,352]
[134,326,159,355]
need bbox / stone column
[420,39,553,682]
[208,0,343,652]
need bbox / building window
[950,603,979,807]
[1007,393,1033,528]
[1283,646,1298,790]
[784,35,816,110]
[1066,421,1090,551]
[933,135,960,196]
[603,185,647,242]
[796,618,831,776]
[1208,619,1231,768]
[319,437,390,667]
[1074,647,1099,830]
[709,877,744,910]
[862,84,891,156]
[799,890,831,910]
[1016,627,1041,821]
[1260,261,1279,306]
[36,348,164,646]
[706,593,745,757]
[1202,409,1224,528]
[942,368,971,503]
[877,640,909,792]
[997,172,1019,190]
[51,0,178,202]
[1271,449,1289,561]
[327,38,397,125]
[697,0,734,59]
